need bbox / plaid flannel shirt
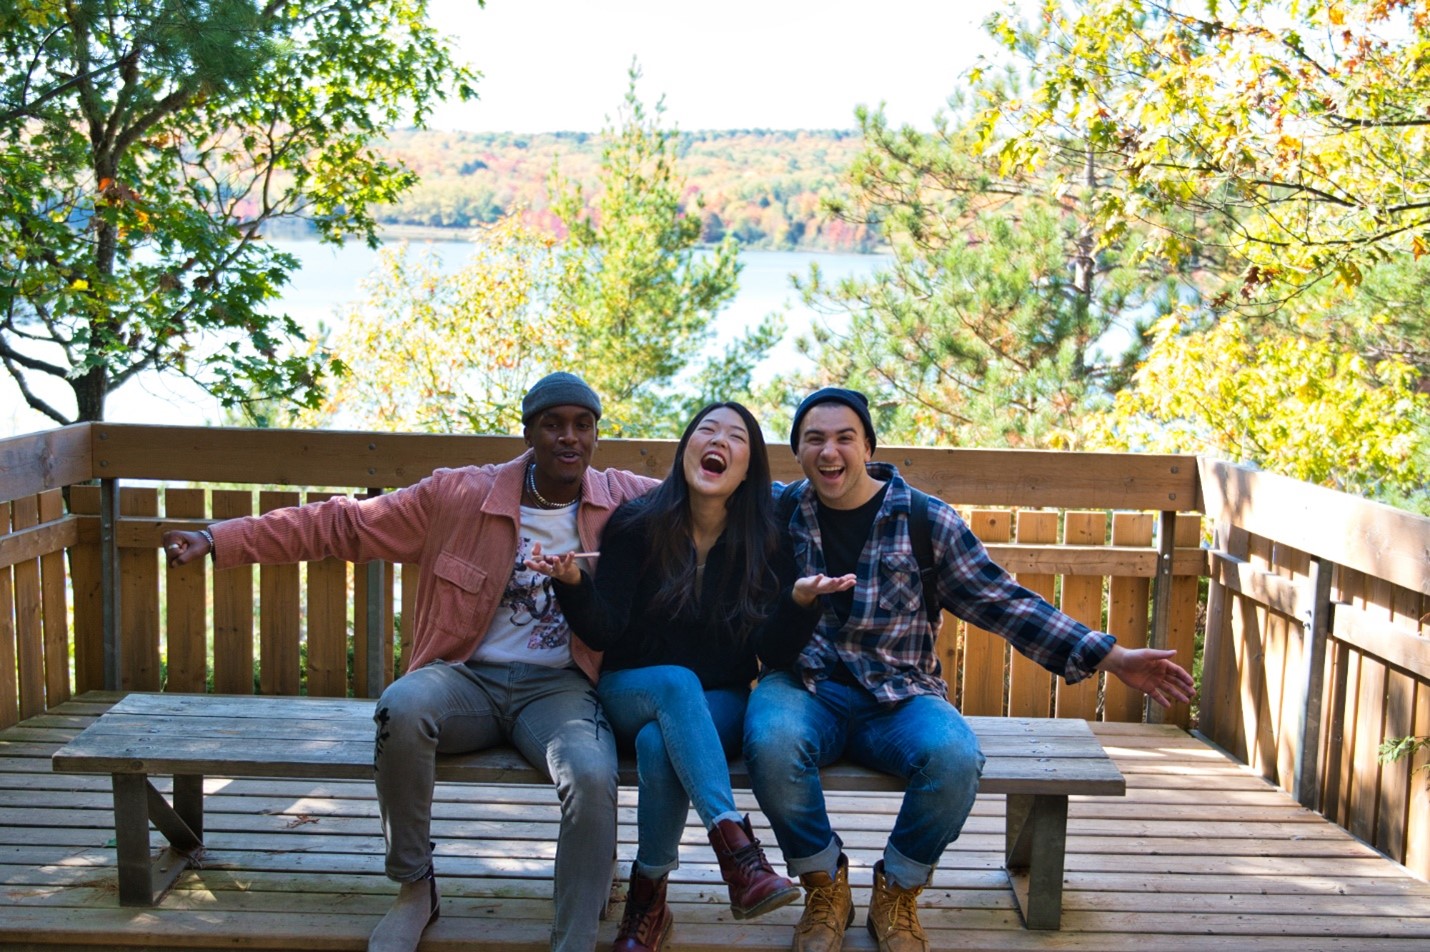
[781,463,1116,704]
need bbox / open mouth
[701,452,728,475]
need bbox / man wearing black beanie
[745,388,1196,952]
[163,371,657,952]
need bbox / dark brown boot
[612,866,673,952]
[708,815,801,920]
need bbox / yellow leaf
[70,279,89,291]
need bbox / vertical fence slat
[1105,513,1154,723]
[164,489,209,693]
[1406,677,1430,880]
[353,555,371,698]
[354,559,395,699]
[1350,649,1389,845]
[1055,512,1104,720]
[1245,533,1278,777]
[38,490,70,706]
[1009,511,1058,718]
[305,492,347,698]
[68,486,104,693]
[398,563,417,681]
[1263,543,1296,788]
[212,491,254,695]
[1273,545,1312,792]
[1377,588,1428,865]
[1347,574,1391,846]
[961,509,1011,717]
[383,562,395,686]
[1379,664,1414,862]
[1165,515,1202,730]
[120,488,160,691]
[1210,526,1251,762]
[12,495,44,719]
[0,503,17,729]
[1323,629,1359,826]
[259,492,302,696]
[932,603,955,700]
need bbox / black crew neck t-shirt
[815,481,890,625]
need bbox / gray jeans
[373,660,617,952]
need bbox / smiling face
[795,402,881,510]
[681,405,752,502]
[523,405,598,500]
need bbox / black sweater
[553,501,819,691]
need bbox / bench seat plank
[51,692,1126,928]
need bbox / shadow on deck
[2,693,1428,951]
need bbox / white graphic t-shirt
[470,505,582,667]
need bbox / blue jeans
[597,665,747,876]
[743,670,985,888]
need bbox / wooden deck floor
[3,692,1429,951]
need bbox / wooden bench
[51,692,1125,930]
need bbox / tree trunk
[73,366,108,422]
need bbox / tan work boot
[865,860,928,952]
[791,853,853,952]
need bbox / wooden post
[364,488,386,699]
[100,478,121,691]
[1146,509,1177,724]
[1293,557,1334,810]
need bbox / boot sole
[731,883,802,920]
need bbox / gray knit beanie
[521,372,603,424]
[789,387,876,451]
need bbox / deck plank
[3,692,1429,951]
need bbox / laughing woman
[527,402,851,952]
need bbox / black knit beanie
[789,387,876,451]
[521,372,603,424]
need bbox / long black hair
[612,401,778,635]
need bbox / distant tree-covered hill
[368,128,883,252]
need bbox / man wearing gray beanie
[162,371,657,952]
[744,387,1195,952]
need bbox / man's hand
[162,530,210,567]
[791,573,856,608]
[1096,645,1196,709]
[523,542,584,586]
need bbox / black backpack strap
[906,488,940,626]
[777,480,806,526]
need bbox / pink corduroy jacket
[211,452,657,682]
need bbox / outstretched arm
[1096,645,1196,709]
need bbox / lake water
[1,240,888,437]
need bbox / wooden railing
[5,423,1427,878]
[1198,458,1430,880]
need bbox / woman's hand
[162,530,210,567]
[524,542,584,586]
[791,572,856,609]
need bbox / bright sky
[427,0,1022,132]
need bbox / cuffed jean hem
[633,857,679,880]
[785,834,844,880]
[882,840,933,890]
